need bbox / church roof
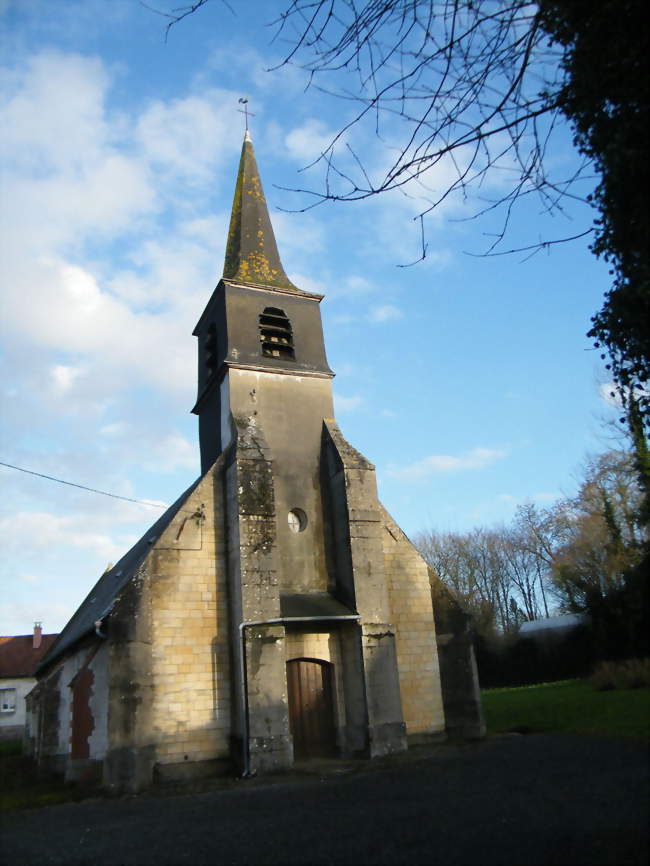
[223,132,301,292]
[38,478,201,672]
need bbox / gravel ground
[1,733,648,866]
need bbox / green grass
[0,742,103,811]
[482,679,650,740]
[0,738,23,757]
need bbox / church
[26,132,483,791]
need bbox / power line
[0,461,167,509]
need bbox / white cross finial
[238,97,255,135]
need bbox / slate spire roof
[222,131,300,292]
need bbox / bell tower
[192,131,338,600]
[192,131,418,773]
[192,131,334,475]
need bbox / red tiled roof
[0,634,59,678]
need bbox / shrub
[591,658,650,690]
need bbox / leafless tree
[499,525,549,620]
[274,1,593,255]
[149,0,594,261]
[415,525,540,633]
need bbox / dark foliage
[539,0,650,425]
[476,624,594,688]
[586,552,650,661]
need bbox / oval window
[287,509,308,533]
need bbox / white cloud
[0,50,241,427]
[0,511,126,561]
[285,119,336,163]
[532,491,560,504]
[50,364,82,395]
[100,422,129,437]
[598,381,648,409]
[334,394,364,413]
[0,599,77,637]
[273,211,325,261]
[599,383,621,407]
[0,50,109,173]
[390,447,508,481]
[16,573,42,584]
[368,304,403,323]
[135,91,240,182]
[142,433,198,473]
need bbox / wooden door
[287,658,337,759]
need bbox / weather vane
[238,97,255,132]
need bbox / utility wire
[0,461,167,509]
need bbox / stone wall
[26,639,108,780]
[430,574,485,739]
[322,420,407,758]
[225,414,291,774]
[146,456,232,782]
[381,507,446,739]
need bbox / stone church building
[27,132,483,790]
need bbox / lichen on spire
[223,133,299,292]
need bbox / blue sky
[0,0,618,634]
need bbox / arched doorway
[286,658,337,759]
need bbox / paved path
[2,734,648,865]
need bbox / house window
[0,688,16,713]
[259,307,295,360]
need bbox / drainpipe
[239,614,360,778]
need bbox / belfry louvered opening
[259,307,295,360]
[205,322,219,377]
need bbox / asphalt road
[2,734,648,866]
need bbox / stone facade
[28,132,483,791]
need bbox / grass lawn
[0,740,102,811]
[482,679,650,740]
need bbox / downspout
[239,614,360,778]
[94,602,115,638]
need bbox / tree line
[414,448,647,639]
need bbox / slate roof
[0,634,59,678]
[38,477,202,672]
[222,132,301,292]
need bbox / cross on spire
[237,97,255,133]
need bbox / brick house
[28,132,483,790]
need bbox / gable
[38,477,202,671]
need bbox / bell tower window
[205,322,219,377]
[259,307,295,360]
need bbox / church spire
[222,132,299,292]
